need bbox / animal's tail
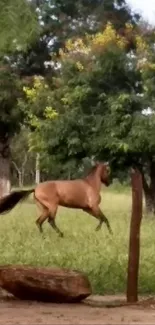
[0,189,35,215]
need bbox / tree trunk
[150,160,155,213]
[12,162,24,188]
[0,140,11,198]
[141,161,155,214]
[144,190,154,214]
[18,171,22,188]
[142,173,153,213]
[35,152,40,184]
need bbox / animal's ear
[107,165,111,174]
[104,162,111,174]
[91,160,100,167]
[90,156,96,166]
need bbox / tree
[0,0,39,54]
[10,127,36,187]
[0,0,141,196]
[0,0,39,196]
[33,23,140,169]
[27,22,155,214]
[19,75,60,180]
[11,0,140,77]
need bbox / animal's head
[99,162,112,186]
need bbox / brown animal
[0,162,112,237]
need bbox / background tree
[0,0,144,197]
[10,127,36,187]
[23,22,155,214]
[0,0,39,196]
[0,0,39,54]
[11,0,140,77]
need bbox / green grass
[0,187,155,295]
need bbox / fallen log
[0,265,92,302]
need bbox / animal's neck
[85,165,102,192]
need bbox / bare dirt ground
[1,292,155,325]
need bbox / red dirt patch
[1,290,155,324]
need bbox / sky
[127,0,155,25]
[127,0,155,115]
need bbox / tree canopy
[13,0,140,76]
[0,0,39,54]
[1,0,155,211]
[19,20,155,213]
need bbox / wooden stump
[0,265,92,303]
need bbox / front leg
[48,218,64,238]
[83,207,113,235]
[95,209,113,234]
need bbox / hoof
[108,228,113,235]
[95,226,100,231]
[59,233,64,238]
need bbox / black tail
[0,189,35,215]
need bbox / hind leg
[35,194,63,237]
[36,206,49,233]
[48,205,64,238]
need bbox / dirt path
[1,294,155,325]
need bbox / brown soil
[1,291,155,324]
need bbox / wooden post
[126,168,143,303]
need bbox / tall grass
[0,186,155,295]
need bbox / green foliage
[0,65,23,138]
[0,0,39,54]
[11,5,154,182]
[30,22,155,180]
[14,0,139,76]
[28,24,141,175]
[11,127,30,163]
[0,0,39,169]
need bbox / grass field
[0,184,155,295]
